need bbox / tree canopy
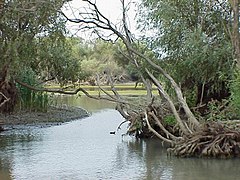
[0,0,78,83]
[138,0,236,106]
[0,0,79,112]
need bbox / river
[0,96,240,180]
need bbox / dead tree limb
[148,111,182,141]
[0,92,10,108]
[61,0,200,140]
[15,79,126,104]
[145,111,173,144]
[125,45,200,129]
[145,68,190,135]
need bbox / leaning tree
[60,0,240,158]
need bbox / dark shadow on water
[114,137,240,180]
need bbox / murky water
[0,96,240,180]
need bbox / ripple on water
[0,109,240,180]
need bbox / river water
[0,96,240,180]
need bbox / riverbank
[0,106,89,127]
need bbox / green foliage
[138,0,234,104]
[113,40,160,82]
[206,100,225,121]
[184,87,198,108]
[36,35,81,85]
[16,68,50,112]
[77,39,125,81]
[229,71,240,118]
[0,0,81,85]
[0,0,87,112]
[0,0,67,63]
[196,71,240,121]
[163,115,176,126]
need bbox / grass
[81,89,158,96]
[45,83,158,96]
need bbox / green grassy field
[45,83,158,96]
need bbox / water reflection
[0,136,14,180]
[0,127,45,180]
[53,95,116,113]
[0,158,12,180]
[171,156,240,180]
[116,138,240,180]
[0,96,240,179]
[114,138,173,180]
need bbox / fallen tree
[59,0,240,158]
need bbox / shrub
[16,67,50,112]
[163,115,176,126]
[229,70,240,118]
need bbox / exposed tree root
[120,102,182,140]
[118,100,240,158]
[169,122,240,158]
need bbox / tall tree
[229,0,240,68]
[0,0,76,112]
[138,0,234,106]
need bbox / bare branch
[16,79,121,104]
[0,92,10,108]
[145,68,190,135]
[149,111,182,141]
[115,104,130,119]
[61,0,201,142]
[126,44,200,128]
[144,111,173,144]
[96,74,117,100]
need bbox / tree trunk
[0,0,3,11]
[230,0,240,68]
[0,65,18,113]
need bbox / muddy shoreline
[0,106,89,127]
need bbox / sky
[62,0,140,38]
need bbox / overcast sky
[62,0,140,38]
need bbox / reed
[17,68,50,112]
